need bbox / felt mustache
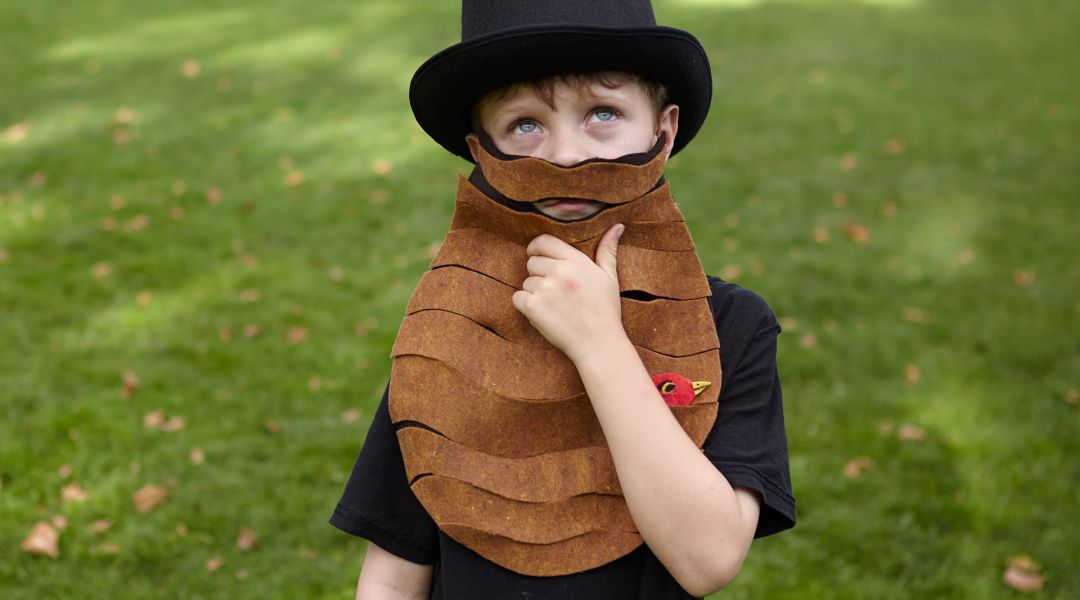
[388,136,721,576]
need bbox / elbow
[671,549,748,597]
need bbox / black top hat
[409,0,713,162]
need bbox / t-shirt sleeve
[703,277,797,538]
[329,383,440,564]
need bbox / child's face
[467,76,679,221]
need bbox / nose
[546,130,590,167]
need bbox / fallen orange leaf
[123,214,149,232]
[354,318,378,337]
[799,332,818,349]
[1012,270,1035,288]
[206,556,224,571]
[51,515,69,530]
[57,464,72,478]
[879,420,895,436]
[241,323,262,338]
[237,528,258,551]
[904,364,921,384]
[133,484,168,513]
[190,447,206,465]
[812,225,829,244]
[113,107,138,125]
[287,327,307,345]
[1002,556,1044,592]
[897,424,927,442]
[143,411,165,429]
[121,369,140,400]
[341,409,361,423]
[89,519,112,534]
[901,307,927,323]
[61,483,89,502]
[181,60,201,78]
[1065,389,1079,405]
[844,223,870,244]
[372,159,393,175]
[21,522,59,559]
[843,457,874,479]
[285,171,305,187]
[5,122,30,142]
[883,138,907,155]
[161,416,186,432]
[839,154,858,172]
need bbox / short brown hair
[469,71,670,135]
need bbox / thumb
[594,223,624,279]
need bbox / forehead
[478,75,650,119]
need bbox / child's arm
[512,225,760,596]
[354,542,434,600]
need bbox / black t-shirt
[330,276,796,599]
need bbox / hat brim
[410,25,712,162]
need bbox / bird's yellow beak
[692,381,711,397]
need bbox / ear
[465,133,483,163]
[656,104,680,160]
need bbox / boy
[330,2,795,598]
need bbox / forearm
[355,543,434,600]
[574,332,758,595]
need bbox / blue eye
[592,108,617,122]
[512,119,538,134]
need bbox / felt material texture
[388,141,721,576]
[473,135,667,204]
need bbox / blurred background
[1,0,1077,597]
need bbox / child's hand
[512,223,627,364]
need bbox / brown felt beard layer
[388,136,722,576]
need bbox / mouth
[534,199,605,222]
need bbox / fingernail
[617,224,626,238]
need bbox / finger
[511,289,530,314]
[526,255,560,276]
[525,233,577,259]
[521,275,543,293]
[594,223,625,279]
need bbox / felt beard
[388,135,721,576]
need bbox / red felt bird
[651,372,711,407]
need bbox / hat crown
[462,0,657,40]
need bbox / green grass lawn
[2,0,1077,597]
